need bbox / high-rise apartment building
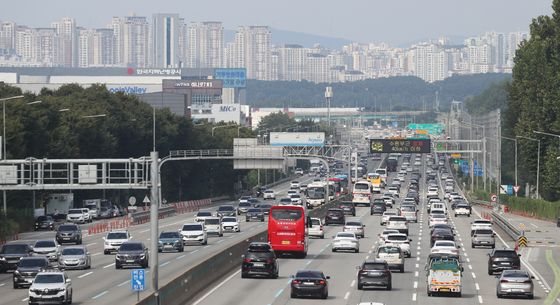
[152,14,180,68]
[78,28,115,67]
[112,15,150,67]
[186,22,224,68]
[51,17,77,67]
[277,44,308,81]
[0,21,16,55]
[232,26,271,80]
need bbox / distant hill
[225,28,353,49]
[246,73,512,110]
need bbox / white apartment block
[231,26,271,80]
[51,17,78,67]
[0,21,16,54]
[78,28,114,67]
[186,21,224,68]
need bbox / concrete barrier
[136,195,348,305]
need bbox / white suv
[103,230,132,254]
[263,190,276,200]
[66,208,87,224]
[180,223,208,245]
[28,270,72,305]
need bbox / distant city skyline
[0,0,552,45]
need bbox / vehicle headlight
[158,241,163,245]
[139,254,145,259]
[0,256,5,261]
[13,270,20,276]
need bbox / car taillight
[320,225,323,230]
[318,280,326,285]
[266,258,274,264]
[292,280,301,284]
[500,279,509,283]
[243,258,251,263]
[523,279,532,283]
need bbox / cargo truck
[45,193,74,218]
[426,256,462,297]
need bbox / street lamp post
[501,136,518,195]
[518,135,541,199]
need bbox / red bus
[268,205,308,258]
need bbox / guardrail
[491,211,521,240]
[131,205,176,225]
[137,194,350,305]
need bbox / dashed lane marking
[412,293,417,301]
[475,283,480,290]
[415,271,419,277]
[468,264,473,270]
[92,290,109,300]
[103,263,115,269]
[78,271,93,278]
[471,272,477,279]
[117,280,129,287]
[414,281,418,288]
[344,291,350,299]
[350,280,356,287]
[478,295,483,303]
[176,254,186,260]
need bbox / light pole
[518,135,541,199]
[325,86,333,128]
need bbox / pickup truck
[426,256,462,297]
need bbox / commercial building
[152,14,181,68]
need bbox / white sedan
[332,232,360,253]
[221,217,240,232]
[263,190,276,200]
[429,214,448,227]
[430,240,460,255]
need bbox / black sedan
[34,216,55,231]
[246,208,265,222]
[430,228,455,247]
[290,270,329,299]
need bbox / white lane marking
[466,257,470,263]
[350,280,356,287]
[21,298,29,302]
[530,223,538,228]
[417,241,421,245]
[92,252,102,256]
[92,290,109,299]
[365,255,369,260]
[160,261,170,267]
[176,254,186,260]
[416,257,420,261]
[86,242,96,246]
[414,271,419,277]
[192,270,241,305]
[78,271,93,278]
[415,263,419,268]
[475,283,480,290]
[468,264,473,270]
[139,229,150,233]
[412,293,417,301]
[368,250,372,254]
[471,272,477,279]
[103,263,115,269]
[204,245,210,249]
[216,239,225,244]
[478,295,483,303]
[117,280,129,287]
[344,291,350,299]
[414,281,418,288]
[191,249,199,254]
[464,252,468,257]
[0,283,5,287]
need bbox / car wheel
[322,291,328,299]
[245,219,249,222]
[116,264,121,269]
[67,292,73,304]
[488,268,493,275]
[357,282,363,290]
[290,290,297,298]
[400,265,404,273]
[471,243,475,249]
[332,248,336,252]
[491,244,495,249]
[179,247,184,252]
[528,294,534,299]
[355,248,359,253]
[387,282,392,290]
[103,250,109,255]
[158,249,162,253]
[13,282,18,289]
[77,239,82,245]
[496,292,502,298]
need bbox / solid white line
[478,295,483,303]
[192,270,241,305]
[412,293,417,301]
[117,280,129,287]
[92,290,109,299]
[344,291,350,299]
[350,280,356,287]
[475,283,480,290]
[78,271,93,278]
[103,263,115,269]
[414,281,418,288]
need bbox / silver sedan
[58,245,91,270]
[496,269,534,299]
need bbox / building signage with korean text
[214,68,247,88]
[369,139,431,153]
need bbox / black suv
[34,215,55,231]
[325,209,345,225]
[13,257,50,288]
[357,260,392,290]
[115,241,149,269]
[246,208,265,222]
[241,242,278,278]
[488,249,521,275]
[338,202,356,216]
[217,205,236,217]
[371,199,386,215]
[0,242,33,272]
[56,223,82,244]
[430,228,454,247]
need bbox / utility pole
[325,87,333,128]
[149,151,160,304]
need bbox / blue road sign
[131,269,145,292]
[507,185,514,195]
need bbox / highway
[0,176,316,305]
[190,155,550,305]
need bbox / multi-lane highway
[0,176,317,305]
[190,155,551,305]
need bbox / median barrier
[136,195,347,305]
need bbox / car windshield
[222,217,236,222]
[474,220,492,224]
[159,232,179,238]
[58,225,78,232]
[35,241,56,248]
[68,209,82,214]
[493,250,518,257]
[61,248,84,255]
[363,263,386,270]
[435,241,455,247]
[107,232,128,239]
[197,212,212,217]
[34,274,64,284]
[346,222,362,226]
[119,243,143,251]
[401,206,415,212]
[431,214,445,219]
[337,233,355,238]
[378,247,400,254]
[310,219,320,226]
[205,218,220,225]
[280,198,292,203]
[238,202,251,207]
[218,206,234,211]
[37,216,51,222]
[475,229,493,235]
[389,217,406,222]
[2,244,28,254]
[295,271,323,278]
[457,205,470,208]
[431,210,444,215]
[354,183,369,190]
[387,235,407,241]
[18,258,47,268]
[247,208,261,213]
[271,209,302,221]
[503,270,529,278]
[384,212,396,216]
[182,225,202,231]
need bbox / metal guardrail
[491,211,521,240]
[130,205,176,224]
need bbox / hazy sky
[0,0,553,45]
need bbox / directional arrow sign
[142,195,150,204]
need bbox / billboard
[214,68,247,88]
[369,139,431,153]
[269,132,325,147]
